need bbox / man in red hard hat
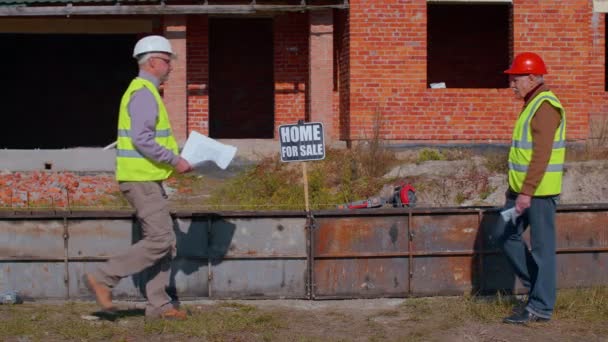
[499,52,566,324]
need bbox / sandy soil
[2,298,605,342]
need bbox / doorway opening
[209,18,275,139]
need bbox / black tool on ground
[337,183,417,209]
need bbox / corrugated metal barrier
[0,204,606,300]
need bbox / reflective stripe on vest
[115,78,179,182]
[117,129,172,138]
[508,90,566,196]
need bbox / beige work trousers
[94,181,176,315]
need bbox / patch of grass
[374,309,400,317]
[416,148,446,163]
[0,301,284,342]
[396,287,608,333]
[399,294,510,327]
[396,297,469,340]
[479,186,496,200]
[414,147,477,164]
[2,290,608,341]
[203,156,306,210]
[554,286,608,323]
[364,316,387,341]
[455,192,467,205]
[412,178,451,207]
[218,301,257,313]
[204,145,398,211]
[400,298,433,322]
[296,338,350,342]
[441,148,476,161]
[0,302,130,341]
[482,149,509,174]
[461,293,516,323]
[144,304,283,340]
[401,330,434,342]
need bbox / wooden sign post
[278,121,325,211]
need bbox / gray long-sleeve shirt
[127,71,179,166]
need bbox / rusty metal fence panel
[207,217,308,299]
[0,219,65,259]
[0,205,607,300]
[1,262,67,299]
[0,219,72,299]
[0,212,308,300]
[313,214,410,298]
[311,205,608,298]
[554,208,608,288]
[409,211,480,296]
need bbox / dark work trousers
[500,195,558,319]
[93,181,176,316]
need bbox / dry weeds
[1,287,606,342]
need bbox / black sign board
[278,122,325,162]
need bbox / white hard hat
[133,35,175,58]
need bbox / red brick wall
[186,15,209,136]
[346,0,595,143]
[181,1,600,143]
[185,13,310,139]
[274,13,309,132]
[512,0,590,142]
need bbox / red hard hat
[504,52,548,75]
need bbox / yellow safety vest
[508,90,566,196]
[115,78,179,181]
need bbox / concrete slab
[0,139,347,172]
[0,149,116,172]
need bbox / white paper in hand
[180,131,237,170]
[500,207,520,225]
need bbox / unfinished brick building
[0,0,607,205]
[3,0,607,146]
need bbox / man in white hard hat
[85,35,192,320]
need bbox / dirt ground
[1,295,607,342]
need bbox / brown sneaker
[83,273,114,311]
[159,308,188,320]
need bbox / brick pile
[0,172,121,209]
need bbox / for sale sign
[278,122,325,162]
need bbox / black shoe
[503,310,550,324]
[511,301,527,314]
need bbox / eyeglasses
[151,56,172,65]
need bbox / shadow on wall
[124,209,524,300]
[471,209,518,296]
[129,215,236,301]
